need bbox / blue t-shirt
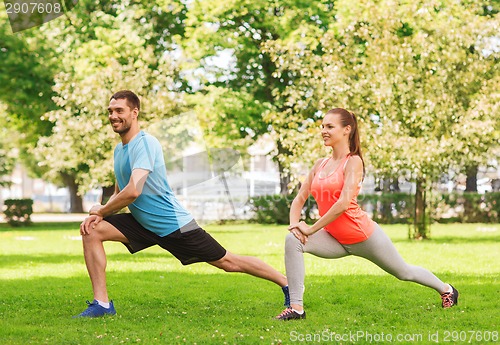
[113,131,193,236]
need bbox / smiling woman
[276,107,459,320]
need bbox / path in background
[0,213,87,223]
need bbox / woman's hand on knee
[289,221,310,244]
[289,227,308,244]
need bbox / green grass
[0,222,499,344]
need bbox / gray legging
[285,224,446,307]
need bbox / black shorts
[104,214,227,265]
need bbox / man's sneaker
[282,286,290,308]
[275,307,306,320]
[441,285,459,308]
[73,300,116,318]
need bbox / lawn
[0,221,498,344]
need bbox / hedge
[3,198,34,227]
[250,192,500,225]
[249,194,318,225]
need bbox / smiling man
[75,90,289,318]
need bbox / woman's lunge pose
[276,108,458,320]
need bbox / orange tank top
[310,155,375,244]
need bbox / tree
[31,0,186,212]
[182,0,335,194]
[265,0,499,238]
[0,10,58,172]
[0,104,17,188]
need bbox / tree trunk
[60,172,84,213]
[277,159,290,195]
[390,177,400,192]
[101,185,115,205]
[411,178,429,239]
[464,164,479,221]
[276,141,291,195]
[381,178,393,223]
[465,164,478,192]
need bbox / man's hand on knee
[80,215,103,235]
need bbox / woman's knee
[392,267,416,281]
[285,232,302,250]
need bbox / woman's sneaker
[441,285,459,308]
[73,300,116,318]
[275,307,306,320]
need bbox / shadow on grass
[0,252,180,268]
[391,235,500,244]
[0,222,273,235]
[0,251,286,271]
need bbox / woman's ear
[344,125,352,136]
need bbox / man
[76,90,289,317]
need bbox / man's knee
[211,253,242,273]
[82,221,116,243]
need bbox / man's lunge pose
[75,90,289,317]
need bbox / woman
[276,108,458,320]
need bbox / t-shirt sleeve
[129,136,157,172]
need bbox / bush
[250,194,317,225]
[249,192,500,225]
[483,192,500,222]
[3,198,34,227]
[358,193,413,224]
[434,192,500,223]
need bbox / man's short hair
[110,90,140,111]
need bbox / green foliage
[250,194,292,224]
[1,1,190,205]
[0,10,58,178]
[183,0,337,191]
[251,192,500,225]
[0,111,16,186]
[2,199,33,226]
[250,194,317,224]
[265,0,500,235]
[362,192,500,225]
[0,11,55,141]
[266,0,500,177]
[359,193,414,224]
[30,0,187,195]
[433,192,500,223]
